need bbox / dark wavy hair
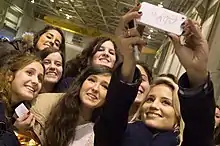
[35,47,65,92]
[33,25,66,58]
[45,65,112,146]
[64,36,121,77]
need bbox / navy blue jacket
[94,67,215,146]
[0,103,20,146]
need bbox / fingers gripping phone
[136,2,187,35]
[128,20,145,61]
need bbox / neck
[129,102,140,121]
[40,82,55,93]
[11,93,21,106]
[78,105,93,125]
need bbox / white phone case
[15,103,29,118]
[136,2,187,35]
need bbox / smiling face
[43,52,63,84]
[92,40,116,69]
[141,84,177,131]
[36,29,62,50]
[135,65,150,104]
[79,73,111,109]
[11,61,44,103]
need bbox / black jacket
[0,103,20,146]
[94,66,215,146]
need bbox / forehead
[44,52,62,61]
[87,73,111,82]
[44,29,62,38]
[21,61,44,73]
[149,84,173,100]
[101,41,115,49]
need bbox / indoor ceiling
[28,0,205,51]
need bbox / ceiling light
[50,0,54,2]
[65,14,72,19]
[158,2,163,8]
[31,0,34,3]
[147,35,152,39]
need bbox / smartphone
[136,2,187,35]
[15,103,29,118]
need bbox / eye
[87,77,96,82]
[109,50,115,55]
[98,46,105,51]
[101,84,108,90]
[26,70,34,76]
[43,60,50,65]
[161,100,172,106]
[55,61,62,67]
[46,35,52,39]
[145,96,154,103]
[55,41,60,47]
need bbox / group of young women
[0,4,215,146]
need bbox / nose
[48,62,56,70]
[102,50,109,57]
[49,41,54,47]
[149,100,160,110]
[91,83,99,93]
[31,75,39,87]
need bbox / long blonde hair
[131,77,184,145]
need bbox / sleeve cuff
[116,64,142,86]
[178,72,211,97]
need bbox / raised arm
[94,4,146,146]
[169,20,215,146]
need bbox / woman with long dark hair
[28,65,112,145]
[56,36,121,92]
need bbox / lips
[44,43,51,47]
[86,93,98,100]
[46,71,57,76]
[99,58,110,63]
[25,85,35,93]
[146,112,162,118]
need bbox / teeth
[46,72,56,76]
[26,86,34,92]
[99,59,109,63]
[147,113,160,117]
[87,93,97,100]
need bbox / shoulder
[30,93,64,119]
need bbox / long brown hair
[45,65,112,146]
[0,53,43,119]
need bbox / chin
[45,78,59,84]
[144,120,160,129]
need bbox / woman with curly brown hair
[0,53,44,146]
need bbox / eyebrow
[161,97,172,102]
[100,46,115,51]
